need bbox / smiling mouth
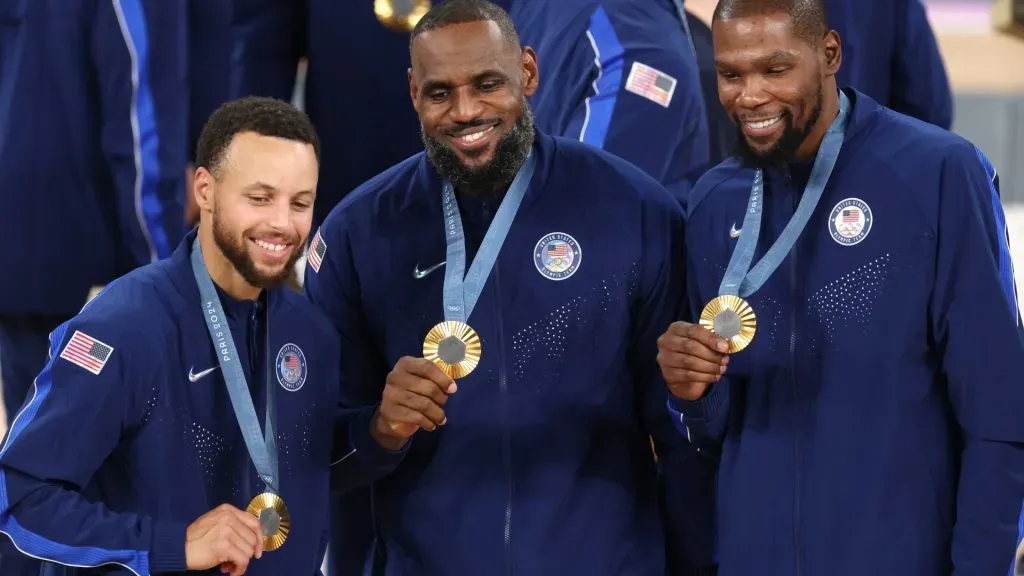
[251,238,291,260]
[447,123,500,149]
[743,116,783,130]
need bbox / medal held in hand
[247,492,291,552]
[422,150,537,379]
[374,0,431,33]
[701,91,852,353]
[190,239,289,551]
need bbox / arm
[931,145,1024,575]
[303,220,410,494]
[228,0,304,101]
[891,0,954,129]
[565,7,710,205]
[630,189,718,574]
[0,315,187,574]
[664,242,734,453]
[92,0,188,266]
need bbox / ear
[521,46,540,98]
[408,67,421,114]
[193,166,216,213]
[822,30,842,77]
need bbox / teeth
[456,126,493,143]
[745,116,781,129]
[255,239,286,252]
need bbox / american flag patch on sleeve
[625,61,677,108]
[307,229,327,273]
[59,330,114,375]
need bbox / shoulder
[549,135,680,214]
[317,152,427,242]
[686,156,753,218]
[50,266,174,378]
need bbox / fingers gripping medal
[374,0,431,32]
[190,239,290,552]
[706,91,853,353]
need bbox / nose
[268,197,292,230]
[735,76,772,110]
[448,87,485,124]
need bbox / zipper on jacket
[493,262,514,576]
[789,188,803,576]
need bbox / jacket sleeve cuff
[348,406,411,471]
[149,520,188,573]
[668,379,728,423]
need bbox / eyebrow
[716,50,799,69]
[419,69,508,94]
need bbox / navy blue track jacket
[305,132,715,575]
[503,0,710,205]
[0,230,348,575]
[0,0,188,315]
[229,0,423,228]
[672,88,1024,575]
[827,0,953,129]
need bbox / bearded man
[0,96,352,576]
[302,1,715,575]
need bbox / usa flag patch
[307,229,327,273]
[625,62,677,108]
[59,330,114,375]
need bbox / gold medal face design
[422,320,482,379]
[699,295,757,353]
[246,492,290,552]
[374,0,431,33]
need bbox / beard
[211,207,301,292]
[733,83,823,172]
[421,101,536,195]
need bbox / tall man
[657,1,1024,574]
[0,97,348,575]
[304,1,714,574]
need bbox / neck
[793,84,841,160]
[197,223,261,301]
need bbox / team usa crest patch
[307,229,327,273]
[534,232,582,281]
[275,343,307,392]
[829,198,873,246]
[59,330,114,375]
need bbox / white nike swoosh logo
[729,223,742,238]
[413,260,446,279]
[188,366,219,382]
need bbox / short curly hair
[194,96,320,176]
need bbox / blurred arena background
[0,0,1022,435]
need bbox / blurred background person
[499,0,712,207]
[0,0,192,572]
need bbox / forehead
[411,20,513,80]
[220,132,317,184]
[713,12,807,62]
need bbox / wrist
[369,409,410,451]
[149,520,189,574]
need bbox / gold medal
[422,320,482,379]
[374,0,431,33]
[246,492,290,552]
[699,295,757,353]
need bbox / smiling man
[0,97,349,576]
[656,0,1024,575]
[303,1,714,574]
